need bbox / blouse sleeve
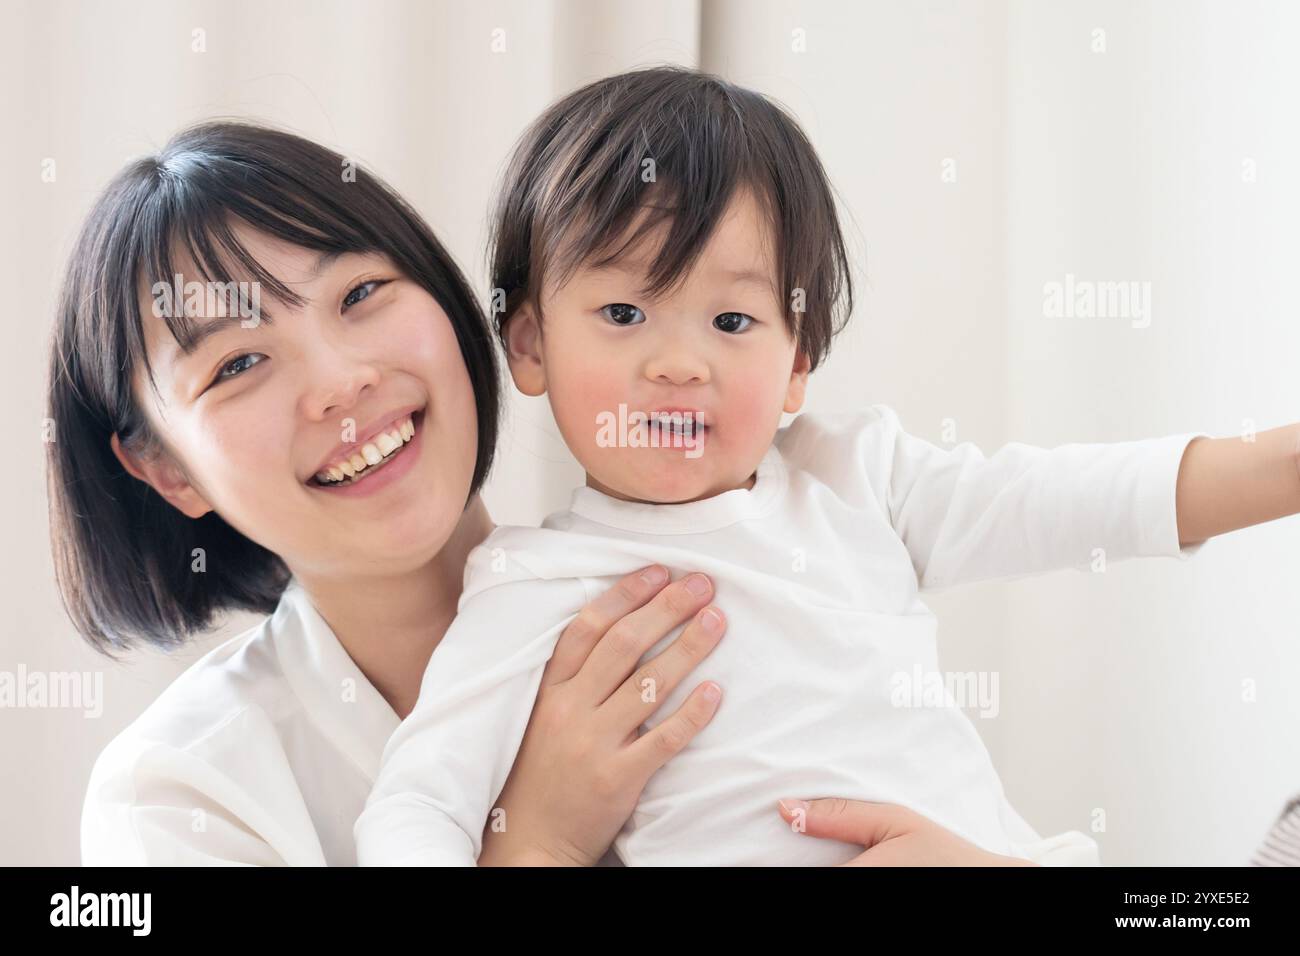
[81,710,325,866]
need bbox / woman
[48,121,1018,866]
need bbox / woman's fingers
[774,798,1027,867]
[544,565,670,686]
[575,572,716,703]
[776,797,913,847]
[602,604,726,729]
[623,680,723,778]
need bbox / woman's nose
[301,348,382,421]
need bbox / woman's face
[119,223,481,580]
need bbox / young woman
[48,121,1019,866]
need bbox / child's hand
[777,798,1037,866]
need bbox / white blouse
[81,579,399,865]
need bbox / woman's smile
[306,408,427,499]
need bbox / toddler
[355,67,1205,866]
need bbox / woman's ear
[783,349,812,414]
[503,303,547,397]
[110,433,213,519]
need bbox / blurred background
[3,0,1298,865]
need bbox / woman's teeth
[313,414,416,486]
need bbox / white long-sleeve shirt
[81,578,401,865]
[355,405,1207,866]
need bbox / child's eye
[600,303,646,326]
[213,353,265,385]
[343,279,389,310]
[714,312,754,334]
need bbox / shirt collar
[271,577,401,782]
[565,442,789,535]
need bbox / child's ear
[783,349,812,414]
[502,303,547,397]
[110,433,213,519]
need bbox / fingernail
[685,573,711,596]
[778,799,809,815]
[640,565,668,587]
[700,607,722,632]
[702,682,721,702]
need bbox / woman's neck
[293,495,494,719]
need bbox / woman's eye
[600,303,646,326]
[343,279,387,310]
[714,312,754,334]
[214,353,264,384]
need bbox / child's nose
[644,348,710,386]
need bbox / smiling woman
[46,121,501,654]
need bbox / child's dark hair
[46,121,501,656]
[489,65,853,370]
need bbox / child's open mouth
[308,409,423,489]
[648,410,708,444]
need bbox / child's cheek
[721,364,790,453]
[551,365,623,453]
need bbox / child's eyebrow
[719,268,777,289]
[583,261,775,290]
[583,260,648,278]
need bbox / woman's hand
[478,565,725,866]
[777,798,1038,866]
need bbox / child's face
[506,189,810,505]
[116,223,481,581]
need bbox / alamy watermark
[50,886,150,935]
[890,665,1000,718]
[595,404,706,459]
[1043,273,1151,329]
[152,275,263,327]
[1,665,103,718]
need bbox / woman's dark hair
[489,65,853,370]
[47,121,501,656]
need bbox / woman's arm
[82,735,309,865]
[478,566,725,866]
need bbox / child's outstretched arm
[1175,425,1300,547]
[822,405,1213,590]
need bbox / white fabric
[80,581,400,865]
[356,405,1207,866]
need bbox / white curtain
[3,0,1296,864]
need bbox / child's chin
[590,465,691,504]
[636,469,721,505]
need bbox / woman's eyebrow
[313,249,345,276]
[163,251,364,367]
[170,312,278,365]
[163,255,361,366]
